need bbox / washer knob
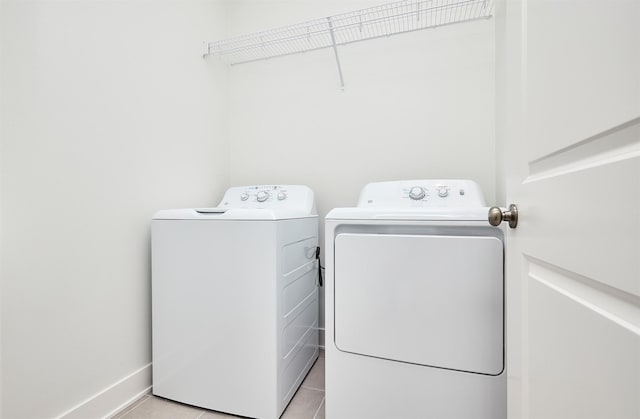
[438,187,449,197]
[240,193,249,201]
[277,191,287,200]
[256,190,269,202]
[408,186,426,200]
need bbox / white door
[498,0,640,418]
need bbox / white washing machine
[325,180,505,419]
[152,185,319,419]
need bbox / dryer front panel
[334,233,503,375]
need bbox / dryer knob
[240,193,249,201]
[408,187,426,200]
[438,188,449,197]
[277,191,287,200]
[256,190,270,202]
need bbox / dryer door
[334,233,503,375]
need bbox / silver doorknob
[488,204,518,228]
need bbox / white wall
[226,0,496,345]
[494,0,507,206]
[0,0,3,415]
[0,1,229,417]
[0,0,496,415]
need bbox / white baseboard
[56,363,152,419]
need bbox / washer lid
[153,185,317,220]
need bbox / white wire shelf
[204,0,493,65]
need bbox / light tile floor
[112,351,325,419]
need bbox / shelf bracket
[327,16,345,91]
[202,41,210,58]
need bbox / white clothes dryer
[325,180,505,419]
[152,185,319,419]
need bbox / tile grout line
[195,410,206,419]
[312,396,326,419]
[301,385,325,392]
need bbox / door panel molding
[527,278,640,419]
[526,256,640,335]
[526,116,640,182]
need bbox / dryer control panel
[357,179,486,208]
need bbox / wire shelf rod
[204,0,494,69]
[222,15,491,66]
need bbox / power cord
[315,246,324,287]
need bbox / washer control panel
[408,186,426,200]
[357,180,486,208]
[217,185,314,210]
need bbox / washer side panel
[151,220,277,418]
